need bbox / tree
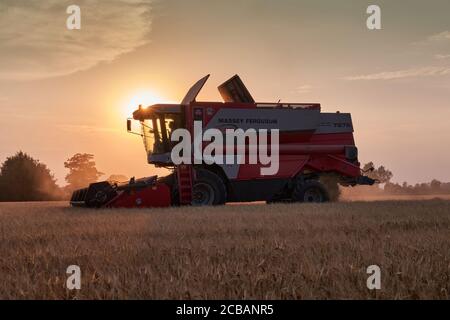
[363,162,393,184]
[430,179,442,193]
[0,151,62,201]
[64,153,103,191]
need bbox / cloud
[428,31,450,42]
[413,31,450,46]
[344,66,450,81]
[295,85,312,94]
[344,31,450,81]
[435,54,450,60]
[0,0,152,81]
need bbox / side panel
[227,178,289,202]
[186,103,360,182]
[305,154,361,178]
[107,184,172,208]
[236,155,309,180]
[308,132,355,145]
[204,107,321,132]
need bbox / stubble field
[0,200,448,299]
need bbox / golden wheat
[0,200,448,299]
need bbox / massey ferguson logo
[218,118,278,125]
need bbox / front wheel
[292,180,330,203]
[192,169,227,206]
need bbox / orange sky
[0,0,449,185]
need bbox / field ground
[340,193,450,202]
[0,200,449,299]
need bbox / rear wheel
[292,180,330,203]
[192,169,227,206]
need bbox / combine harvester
[70,75,374,208]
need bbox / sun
[123,90,168,118]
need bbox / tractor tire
[292,179,330,203]
[192,169,227,206]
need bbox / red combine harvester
[70,75,374,208]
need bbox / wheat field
[0,200,448,299]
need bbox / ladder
[176,164,193,205]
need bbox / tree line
[358,162,450,196]
[0,152,126,202]
[0,152,449,202]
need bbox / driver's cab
[132,104,184,166]
[129,75,211,166]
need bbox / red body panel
[236,155,309,180]
[106,184,171,208]
[186,101,360,181]
[306,155,360,177]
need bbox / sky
[0,0,449,186]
